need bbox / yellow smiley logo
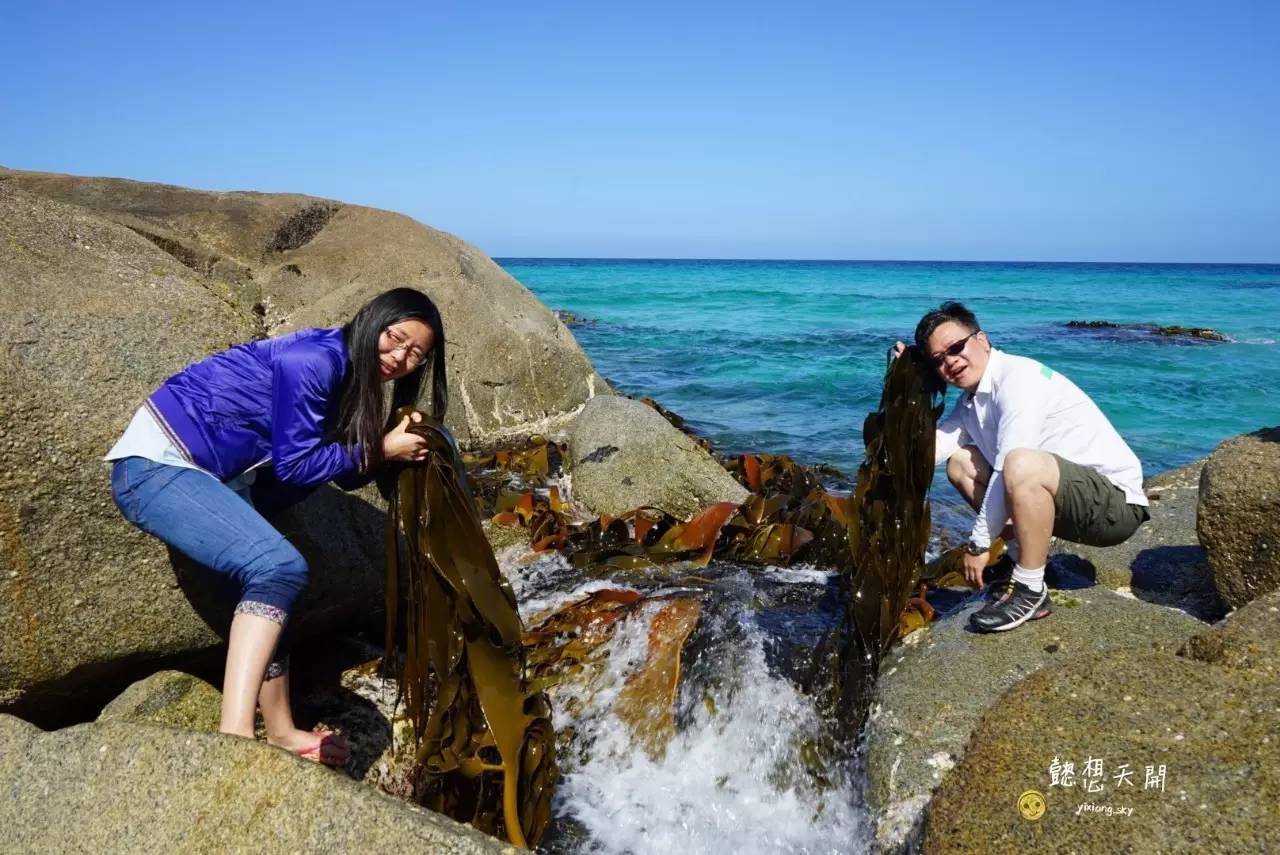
[1018,789,1047,821]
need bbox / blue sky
[4,1,1277,261]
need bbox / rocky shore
[2,168,1276,852]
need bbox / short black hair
[914,301,980,352]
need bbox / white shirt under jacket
[933,348,1148,549]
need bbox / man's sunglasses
[929,331,980,366]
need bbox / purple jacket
[148,327,366,495]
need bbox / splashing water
[527,567,871,854]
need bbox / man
[897,302,1149,632]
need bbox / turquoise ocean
[500,259,1278,528]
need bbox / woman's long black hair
[337,287,447,471]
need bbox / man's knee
[946,446,987,488]
[1003,448,1055,493]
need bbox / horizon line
[493,255,1280,267]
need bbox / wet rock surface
[0,715,511,854]
[567,396,749,519]
[1050,459,1225,620]
[921,595,1280,853]
[1198,426,1280,609]
[865,584,1199,852]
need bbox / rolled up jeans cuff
[233,599,289,625]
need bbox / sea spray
[545,581,870,854]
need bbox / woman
[107,287,447,766]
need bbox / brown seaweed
[614,598,703,759]
[833,347,945,736]
[383,412,557,848]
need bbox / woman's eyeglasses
[384,327,428,367]
[929,331,979,366]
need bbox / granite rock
[566,395,749,519]
[921,595,1280,853]
[1178,589,1280,674]
[1050,459,1225,620]
[1198,426,1280,609]
[0,167,604,721]
[865,585,1200,852]
[0,715,514,853]
[97,670,222,732]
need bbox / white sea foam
[550,601,871,854]
[500,550,640,624]
[759,562,838,584]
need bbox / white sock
[1012,564,1045,592]
[1004,538,1020,564]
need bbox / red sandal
[292,730,350,768]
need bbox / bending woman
[106,287,446,765]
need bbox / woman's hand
[383,413,430,462]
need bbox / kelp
[523,588,648,695]
[921,539,1007,590]
[383,411,557,848]
[478,451,851,571]
[521,589,704,761]
[833,347,945,736]
[614,598,703,759]
[891,539,1010,637]
[720,453,852,568]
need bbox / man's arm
[934,406,970,466]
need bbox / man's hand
[963,549,990,587]
[383,412,430,462]
[890,340,907,360]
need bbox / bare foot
[268,728,350,767]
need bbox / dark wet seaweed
[383,413,557,848]
[832,347,944,737]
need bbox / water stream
[505,551,873,854]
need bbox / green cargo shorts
[1052,454,1150,547]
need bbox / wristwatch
[964,541,988,556]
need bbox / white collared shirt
[933,348,1148,548]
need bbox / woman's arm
[270,346,364,487]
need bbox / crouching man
[897,302,1150,632]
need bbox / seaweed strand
[383,410,557,847]
[836,347,944,736]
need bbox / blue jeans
[111,457,308,674]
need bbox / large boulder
[921,595,1280,853]
[0,167,607,445]
[1050,460,1224,620]
[566,395,749,519]
[0,168,604,721]
[0,180,257,718]
[865,585,1199,852]
[1197,426,1280,609]
[0,715,512,853]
